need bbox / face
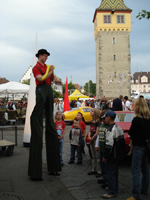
[90,110,94,116]
[74,121,80,128]
[102,118,107,124]
[39,54,48,63]
[76,113,82,120]
[104,116,110,124]
[102,96,105,101]
[56,113,62,120]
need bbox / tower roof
[97,0,132,11]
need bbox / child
[101,110,126,199]
[68,119,82,164]
[95,110,109,185]
[88,108,101,176]
[72,112,86,154]
[55,111,66,166]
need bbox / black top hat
[35,49,50,57]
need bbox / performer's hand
[50,65,54,72]
[58,136,61,140]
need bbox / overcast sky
[0,0,150,86]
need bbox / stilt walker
[28,49,61,180]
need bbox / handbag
[141,118,150,158]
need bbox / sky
[0,0,150,86]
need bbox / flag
[63,77,70,112]
[23,35,37,146]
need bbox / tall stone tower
[93,0,132,99]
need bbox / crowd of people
[53,95,150,200]
[1,48,149,199]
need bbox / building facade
[93,0,132,99]
[131,72,150,93]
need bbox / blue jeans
[59,137,64,163]
[70,144,82,163]
[131,146,149,199]
[100,152,107,182]
[106,160,118,195]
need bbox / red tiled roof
[0,78,9,84]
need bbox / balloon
[41,65,55,80]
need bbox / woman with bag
[126,97,150,200]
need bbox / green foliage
[52,89,60,98]
[84,80,96,97]
[63,82,76,94]
[22,79,30,85]
[136,10,150,20]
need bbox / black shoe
[49,172,60,176]
[61,163,64,166]
[76,162,82,165]
[96,173,102,178]
[88,171,97,175]
[68,161,74,164]
[30,177,44,181]
[101,183,108,190]
[97,179,106,184]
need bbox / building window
[104,15,111,23]
[117,15,125,23]
[112,37,116,44]
[113,55,116,60]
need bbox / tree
[22,79,30,85]
[63,82,76,95]
[84,80,96,97]
[136,10,150,20]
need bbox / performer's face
[39,54,48,63]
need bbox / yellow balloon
[41,65,55,80]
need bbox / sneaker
[127,150,133,156]
[101,183,108,190]
[68,161,74,164]
[96,173,102,178]
[102,193,117,199]
[88,171,97,175]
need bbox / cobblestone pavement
[43,124,150,200]
[0,125,150,200]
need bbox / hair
[91,108,100,122]
[74,118,79,123]
[99,109,110,121]
[77,112,83,117]
[55,111,63,121]
[134,97,150,119]
[119,95,123,100]
[124,96,128,100]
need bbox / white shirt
[77,101,81,107]
[124,100,131,111]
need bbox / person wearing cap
[28,49,61,181]
[101,110,126,199]
[95,109,109,186]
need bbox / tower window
[113,37,116,44]
[104,15,111,23]
[113,55,116,60]
[117,15,125,23]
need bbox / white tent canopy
[0,81,29,94]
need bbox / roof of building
[97,0,132,11]
[74,83,81,91]
[0,78,9,84]
[133,72,150,84]
[54,75,63,86]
